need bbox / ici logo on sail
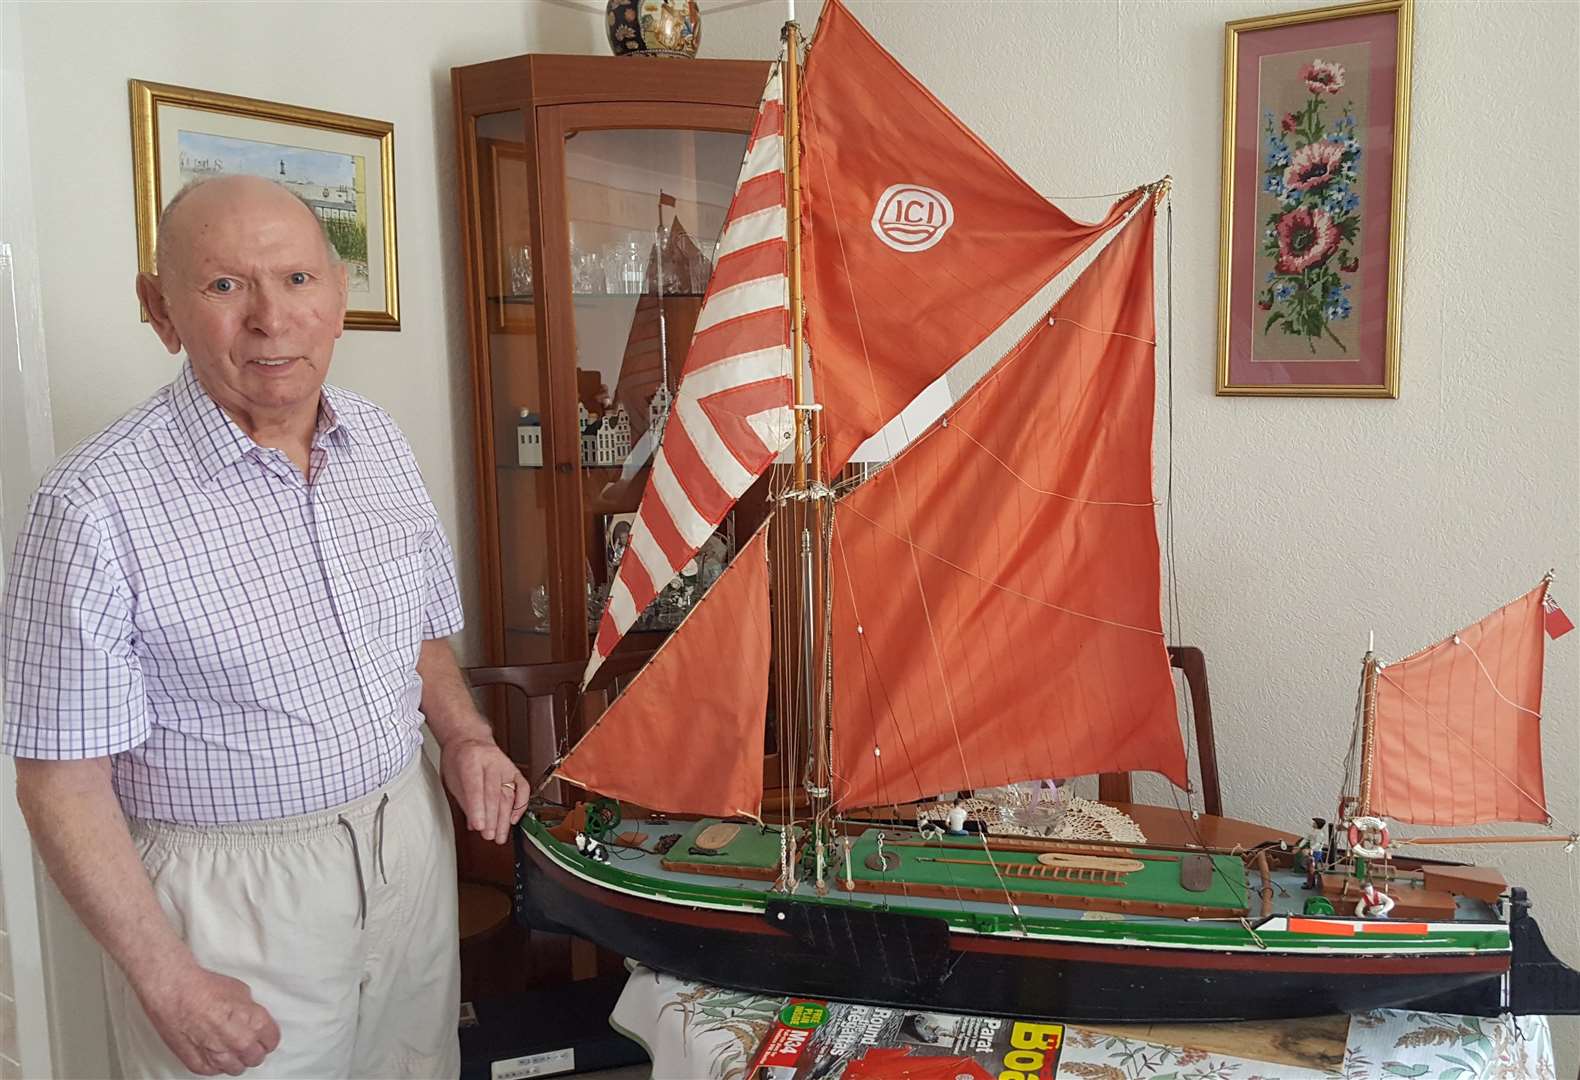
[871,184,955,252]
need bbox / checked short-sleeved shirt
[0,362,465,824]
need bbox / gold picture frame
[130,79,400,331]
[1216,0,1412,396]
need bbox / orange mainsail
[1368,583,1551,825]
[828,201,1188,811]
[800,0,1144,476]
[555,527,772,819]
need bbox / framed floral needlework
[1217,0,1413,396]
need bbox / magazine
[747,1000,1063,1080]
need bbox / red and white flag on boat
[584,64,794,685]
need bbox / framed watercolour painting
[130,80,399,330]
[1217,0,1412,396]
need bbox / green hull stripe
[524,819,1508,955]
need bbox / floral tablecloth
[1341,1010,1554,1080]
[608,965,1554,1080]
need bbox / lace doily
[914,794,1146,844]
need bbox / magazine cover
[748,1000,1063,1080]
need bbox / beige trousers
[105,753,462,1079]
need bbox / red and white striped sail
[584,65,794,684]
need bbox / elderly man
[1,175,526,1077]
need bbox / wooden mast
[781,12,833,886]
[1356,650,1379,817]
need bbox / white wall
[10,0,1578,1074]
[2,4,59,1075]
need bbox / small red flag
[1544,596,1574,640]
[658,190,678,207]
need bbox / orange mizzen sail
[554,527,772,820]
[1369,583,1551,826]
[828,201,1188,811]
[799,0,1145,476]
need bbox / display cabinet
[450,54,773,993]
[452,54,771,676]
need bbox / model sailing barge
[510,0,1580,1022]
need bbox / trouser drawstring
[338,794,392,929]
[373,794,390,885]
[337,816,367,929]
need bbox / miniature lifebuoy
[1348,816,1391,860]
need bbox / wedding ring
[502,781,516,791]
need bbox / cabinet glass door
[560,127,749,645]
[475,110,554,665]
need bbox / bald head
[155,176,337,280]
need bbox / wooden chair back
[464,651,654,788]
[1098,646,1223,817]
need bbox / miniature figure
[1297,816,1328,889]
[945,803,970,835]
[1354,881,1395,919]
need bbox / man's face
[138,178,348,430]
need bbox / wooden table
[1086,1014,1349,1073]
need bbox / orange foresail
[828,202,1187,811]
[800,0,1144,476]
[556,528,772,819]
[1369,583,1551,826]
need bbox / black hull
[512,832,1571,1023]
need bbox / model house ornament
[516,409,543,468]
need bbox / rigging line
[798,74,883,471]
[830,510,937,823]
[1372,671,1565,830]
[1162,190,1201,823]
[839,502,1167,637]
[1442,636,1544,720]
[947,426,1157,507]
[798,79,1138,466]
[1157,188,1207,840]
[877,461,978,804]
[1041,188,1143,201]
[1046,319,1156,347]
[823,196,1157,498]
[972,828,1029,936]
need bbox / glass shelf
[488,292,708,302]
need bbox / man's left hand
[441,738,530,844]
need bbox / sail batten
[828,202,1188,811]
[1367,583,1551,826]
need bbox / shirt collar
[169,361,358,484]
